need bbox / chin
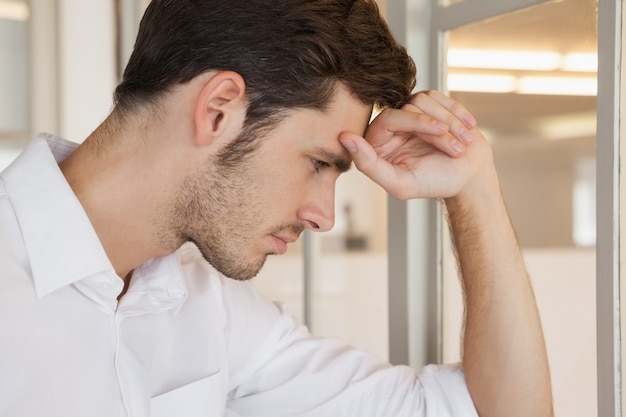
[217,255,268,282]
[190,239,271,281]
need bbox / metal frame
[387,0,443,368]
[596,0,622,415]
[432,0,547,31]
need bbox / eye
[311,158,331,173]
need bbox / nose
[297,181,335,232]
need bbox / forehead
[272,87,373,146]
[320,85,373,133]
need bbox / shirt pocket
[150,372,225,417]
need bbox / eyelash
[311,158,331,172]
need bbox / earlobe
[194,71,246,146]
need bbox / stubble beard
[174,165,268,281]
[156,126,275,281]
[156,121,302,281]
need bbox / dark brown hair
[114,0,416,129]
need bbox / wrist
[444,163,502,220]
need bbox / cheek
[263,159,308,194]
[250,151,316,213]
[261,171,309,213]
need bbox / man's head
[114,0,416,130]
[166,84,372,280]
[108,0,417,280]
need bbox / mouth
[271,235,289,255]
[268,222,304,255]
[270,233,299,255]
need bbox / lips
[271,235,288,254]
[270,234,298,255]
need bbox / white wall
[0,0,116,168]
[30,0,59,137]
[0,16,28,134]
[1,0,116,152]
[57,0,116,142]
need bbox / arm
[443,148,553,417]
[339,90,553,417]
[222,270,474,417]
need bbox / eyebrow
[314,147,353,173]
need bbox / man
[0,0,553,416]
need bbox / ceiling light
[561,53,598,72]
[448,49,561,71]
[0,1,29,21]
[447,73,597,96]
[517,76,597,96]
[448,49,598,73]
[447,73,517,93]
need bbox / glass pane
[0,0,30,169]
[443,0,597,416]
[312,170,389,360]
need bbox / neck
[59,114,179,279]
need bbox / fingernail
[434,120,448,131]
[460,130,473,144]
[340,137,357,153]
[464,114,476,128]
[451,140,464,153]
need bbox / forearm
[349,89,553,415]
[444,168,553,417]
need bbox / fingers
[365,107,448,147]
[339,132,383,178]
[366,107,464,158]
[339,132,413,200]
[342,91,487,201]
[365,91,480,159]
[410,90,477,144]
[365,109,462,159]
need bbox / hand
[339,90,493,201]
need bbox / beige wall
[443,248,596,417]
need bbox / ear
[194,71,246,147]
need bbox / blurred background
[0,0,600,415]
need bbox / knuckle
[449,100,466,115]
[411,91,430,106]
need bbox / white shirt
[0,134,478,417]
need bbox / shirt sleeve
[218,276,479,417]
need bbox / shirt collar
[117,253,188,316]
[1,134,116,298]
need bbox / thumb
[339,132,400,193]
